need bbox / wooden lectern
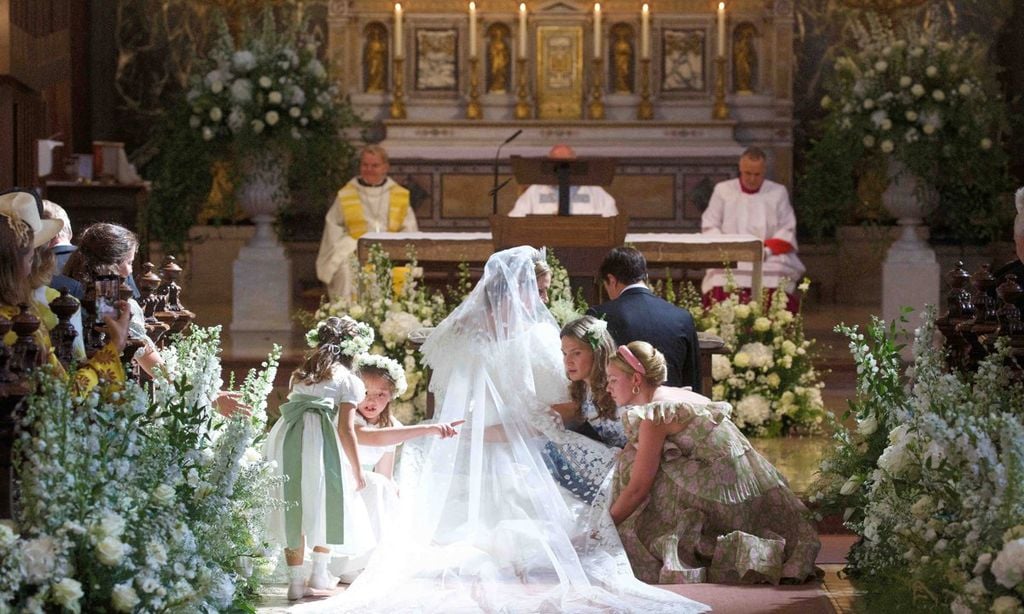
[510,155,616,215]
[491,214,628,303]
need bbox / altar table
[357,231,764,297]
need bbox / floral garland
[0,327,281,612]
[355,353,409,397]
[305,317,375,357]
[810,309,1024,612]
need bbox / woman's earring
[631,385,640,395]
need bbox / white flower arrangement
[674,277,825,436]
[811,308,1024,611]
[583,318,608,350]
[0,328,282,611]
[355,353,409,397]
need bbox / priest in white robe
[508,144,618,217]
[316,145,418,300]
[701,147,805,296]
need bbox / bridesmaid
[607,341,820,585]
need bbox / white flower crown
[584,319,608,350]
[355,353,408,397]
[306,317,375,358]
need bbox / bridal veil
[295,246,708,613]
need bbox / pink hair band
[616,345,646,376]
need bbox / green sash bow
[279,393,345,549]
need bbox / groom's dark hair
[598,246,647,285]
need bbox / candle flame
[718,1,725,9]
[595,3,601,12]
[469,1,475,9]
[520,2,526,11]
[643,3,649,12]
[395,3,402,11]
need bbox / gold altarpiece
[325,0,795,234]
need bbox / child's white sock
[287,565,312,601]
[308,551,339,590]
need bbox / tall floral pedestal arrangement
[881,160,939,344]
[231,147,293,333]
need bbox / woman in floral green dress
[606,341,820,584]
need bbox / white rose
[958,83,972,95]
[201,127,214,141]
[250,119,265,134]
[733,304,751,320]
[820,95,832,109]
[992,538,1024,588]
[862,98,876,110]
[899,76,912,87]
[733,352,750,368]
[911,84,925,97]
[98,511,125,538]
[926,65,938,77]
[153,483,175,505]
[881,119,892,131]
[753,317,771,332]
[932,90,946,102]
[874,60,888,72]
[20,535,57,583]
[189,115,201,129]
[289,106,301,118]
[208,107,222,122]
[765,373,781,388]
[905,110,919,122]
[52,578,83,612]
[265,110,280,126]
[992,596,1023,614]
[980,138,993,150]
[258,75,273,89]
[112,583,140,612]
[863,135,876,148]
[97,536,125,566]
[268,91,283,105]
[880,140,895,153]
[923,124,936,135]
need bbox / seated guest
[316,144,419,301]
[0,191,129,392]
[701,147,805,311]
[607,341,820,585]
[41,200,84,299]
[588,246,701,392]
[508,144,618,217]
[64,223,162,375]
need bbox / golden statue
[733,24,757,93]
[487,26,510,93]
[612,25,633,94]
[365,25,387,93]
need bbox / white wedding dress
[294,246,708,613]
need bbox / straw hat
[0,190,64,248]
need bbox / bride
[295,246,707,613]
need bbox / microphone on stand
[491,130,523,215]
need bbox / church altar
[357,230,764,297]
[328,0,795,234]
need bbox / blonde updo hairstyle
[608,340,668,389]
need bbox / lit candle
[641,4,650,60]
[519,3,528,59]
[593,3,602,59]
[395,3,404,58]
[469,2,477,59]
[717,2,726,58]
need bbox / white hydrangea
[711,354,733,381]
[379,311,423,346]
[735,394,771,427]
[992,538,1024,588]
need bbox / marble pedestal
[882,224,940,353]
[230,231,293,334]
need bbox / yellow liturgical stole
[338,183,410,239]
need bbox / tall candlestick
[469,2,477,59]
[641,4,650,60]
[395,3,404,58]
[519,3,528,59]
[593,3,602,59]
[717,2,725,58]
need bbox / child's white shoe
[287,566,313,601]
[308,551,339,590]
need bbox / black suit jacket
[588,287,702,392]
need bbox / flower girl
[332,353,462,580]
[264,316,374,600]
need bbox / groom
[587,246,702,392]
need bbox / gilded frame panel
[535,25,584,119]
[661,28,706,93]
[415,28,459,92]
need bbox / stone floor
[184,290,875,613]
